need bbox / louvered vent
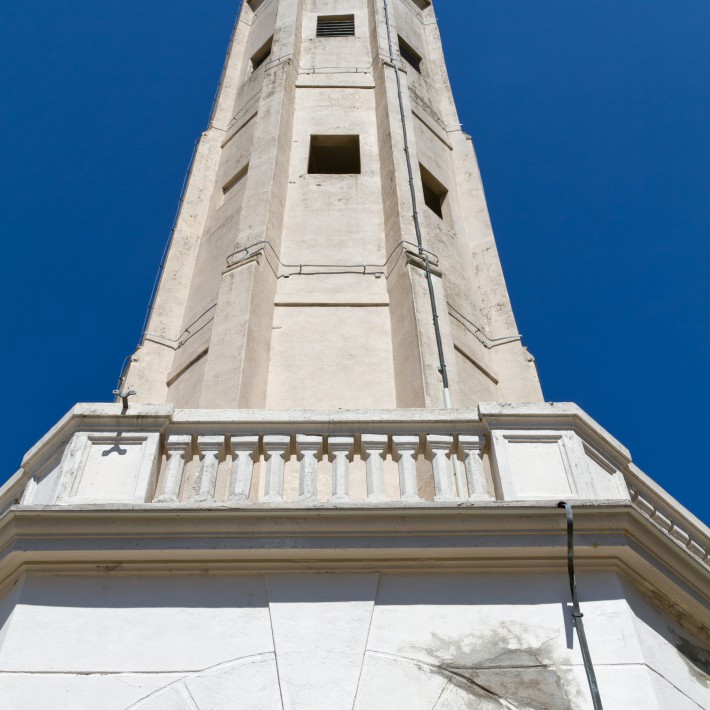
[316,15,355,37]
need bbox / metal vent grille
[316,15,355,37]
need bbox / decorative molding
[2,404,707,578]
[0,505,707,635]
[629,486,709,568]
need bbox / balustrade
[1,405,705,571]
[149,430,492,506]
[155,435,191,503]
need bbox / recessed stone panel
[507,439,572,498]
[491,431,579,500]
[55,433,161,504]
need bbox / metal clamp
[113,388,137,412]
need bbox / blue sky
[1,1,708,522]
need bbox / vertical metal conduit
[382,0,464,495]
[382,0,451,404]
[558,502,604,710]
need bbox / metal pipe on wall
[382,0,464,496]
[558,502,605,710]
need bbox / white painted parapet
[1,403,708,710]
[1,402,708,570]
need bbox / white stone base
[0,571,707,710]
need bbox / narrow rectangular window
[251,37,273,71]
[398,37,422,73]
[316,15,355,37]
[420,165,447,219]
[223,164,249,196]
[308,136,361,174]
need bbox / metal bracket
[113,388,137,413]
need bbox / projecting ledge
[2,403,707,579]
[479,402,631,460]
[0,503,707,627]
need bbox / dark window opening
[420,165,447,219]
[398,37,422,73]
[308,135,361,174]
[251,37,273,71]
[409,0,432,10]
[247,0,267,12]
[316,15,355,37]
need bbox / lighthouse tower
[123,0,542,412]
[1,2,708,709]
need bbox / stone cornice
[478,402,631,463]
[0,502,707,636]
[20,403,174,470]
[2,403,708,620]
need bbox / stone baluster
[427,435,456,501]
[229,436,260,503]
[194,436,225,503]
[296,435,323,502]
[459,434,490,500]
[262,435,290,502]
[329,436,354,502]
[155,435,192,503]
[392,435,421,502]
[362,434,388,502]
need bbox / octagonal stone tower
[1,2,708,709]
[123,0,542,411]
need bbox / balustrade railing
[151,430,490,505]
[0,404,706,571]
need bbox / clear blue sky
[1,1,708,522]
